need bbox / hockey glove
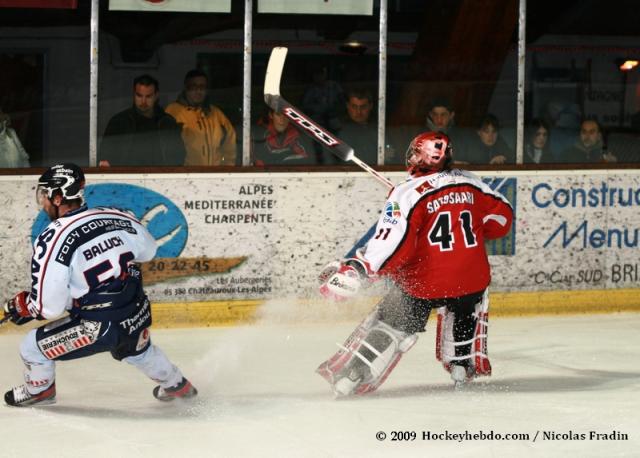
[318,260,341,285]
[4,291,34,326]
[319,260,369,301]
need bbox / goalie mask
[36,163,85,207]
[406,132,452,174]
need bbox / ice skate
[4,383,56,407]
[450,365,473,390]
[333,377,360,397]
[153,377,198,401]
[332,366,367,397]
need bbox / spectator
[339,88,377,164]
[524,118,554,164]
[99,75,185,167]
[252,108,313,166]
[0,108,29,167]
[562,118,617,163]
[426,96,455,132]
[166,69,237,166]
[424,96,471,163]
[301,63,344,164]
[466,114,514,165]
[542,101,582,156]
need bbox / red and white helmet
[405,132,452,173]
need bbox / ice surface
[1,311,639,457]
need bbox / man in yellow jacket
[166,69,237,166]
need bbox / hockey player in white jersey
[3,163,197,406]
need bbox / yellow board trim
[490,289,640,315]
[152,300,262,328]
[151,289,640,328]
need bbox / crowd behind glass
[0,1,638,169]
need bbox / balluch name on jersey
[426,191,475,213]
[82,235,125,260]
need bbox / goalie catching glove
[319,257,373,301]
[3,291,35,326]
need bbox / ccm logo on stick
[284,107,339,147]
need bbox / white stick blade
[264,47,288,100]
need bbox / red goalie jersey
[361,169,513,299]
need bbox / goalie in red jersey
[317,132,514,396]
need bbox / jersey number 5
[428,211,477,251]
[83,251,135,288]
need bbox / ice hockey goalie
[317,132,513,395]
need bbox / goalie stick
[264,47,394,190]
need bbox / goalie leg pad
[473,293,491,376]
[317,308,418,396]
[436,290,491,379]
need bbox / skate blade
[35,399,57,407]
[18,397,57,407]
[453,380,467,391]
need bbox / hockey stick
[0,315,11,328]
[264,47,394,190]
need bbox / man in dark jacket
[99,75,185,167]
[424,96,472,164]
[338,88,377,165]
[561,118,617,163]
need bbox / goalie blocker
[316,288,491,396]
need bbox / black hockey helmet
[36,163,85,206]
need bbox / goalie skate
[450,364,475,390]
[317,309,417,397]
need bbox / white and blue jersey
[27,205,157,320]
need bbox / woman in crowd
[524,118,553,164]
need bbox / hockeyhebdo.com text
[373,429,628,443]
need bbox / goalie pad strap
[360,340,383,358]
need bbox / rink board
[147,288,640,328]
[1,170,640,326]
